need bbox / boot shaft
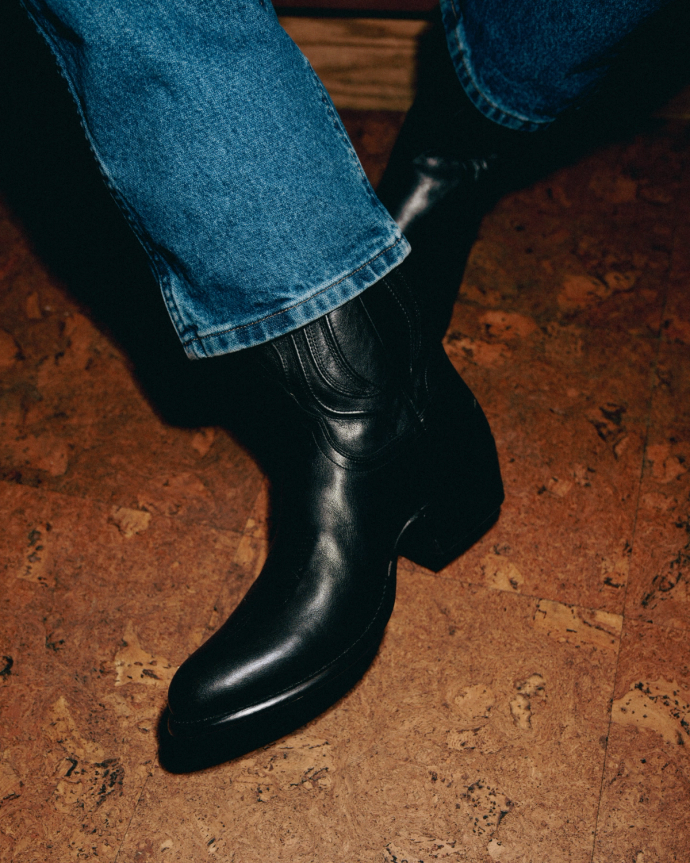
[255,260,440,465]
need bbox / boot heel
[396,351,504,572]
[398,491,502,572]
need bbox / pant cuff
[440,0,556,133]
[181,234,411,358]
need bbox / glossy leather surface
[376,14,529,341]
[388,153,494,237]
[167,259,503,742]
[378,147,498,337]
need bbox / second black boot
[376,12,537,339]
[166,256,503,752]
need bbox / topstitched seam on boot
[376,276,428,409]
[292,336,370,418]
[395,270,437,402]
[324,309,385,394]
[304,321,381,398]
[315,419,420,467]
[313,326,371,395]
[291,335,389,429]
[384,273,424,373]
[269,340,290,380]
[170,565,395,726]
[383,281,418,375]
[395,271,424,364]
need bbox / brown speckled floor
[2,22,690,862]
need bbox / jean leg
[441,0,673,130]
[20,0,409,357]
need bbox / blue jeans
[22,0,667,357]
[440,0,670,131]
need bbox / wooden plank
[280,17,427,110]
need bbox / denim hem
[440,0,556,132]
[181,234,411,358]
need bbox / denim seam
[302,53,392,216]
[183,234,406,345]
[441,0,555,132]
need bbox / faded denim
[441,0,671,131]
[21,0,409,357]
[21,0,671,357]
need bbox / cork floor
[2,22,690,863]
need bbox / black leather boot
[376,13,535,338]
[166,257,503,748]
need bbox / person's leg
[442,0,670,132]
[378,0,673,335]
[20,0,409,356]
[19,0,503,757]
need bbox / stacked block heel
[398,353,504,571]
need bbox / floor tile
[460,123,686,338]
[593,619,690,862]
[116,572,617,863]
[0,666,152,863]
[615,134,690,632]
[1,483,244,678]
[0,483,248,861]
[438,304,652,613]
[624,339,690,632]
[0,202,265,535]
